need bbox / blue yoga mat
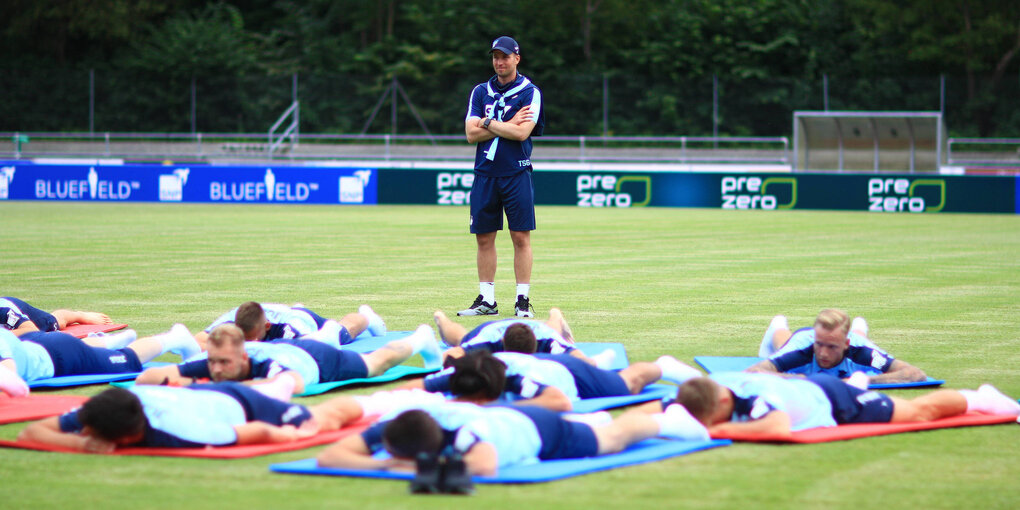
[575,342,629,370]
[29,362,172,389]
[297,366,439,396]
[693,356,945,389]
[571,383,675,413]
[343,331,415,354]
[270,437,730,484]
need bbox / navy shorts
[190,382,313,426]
[510,405,599,460]
[24,331,142,377]
[807,374,894,424]
[469,171,536,234]
[275,339,370,382]
[2,297,59,332]
[537,353,630,398]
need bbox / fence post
[602,73,609,138]
[712,75,718,148]
[823,73,829,111]
[89,69,95,134]
[190,76,197,134]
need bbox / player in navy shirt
[748,309,926,387]
[18,382,367,451]
[460,35,546,319]
[1,296,115,336]
[667,373,1019,437]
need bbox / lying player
[670,372,1020,437]
[404,349,700,411]
[194,301,387,350]
[1,296,114,336]
[0,326,200,397]
[17,382,366,451]
[748,309,926,387]
[434,309,604,366]
[315,397,710,477]
[135,323,442,395]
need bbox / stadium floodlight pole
[712,74,718,148]
[823,74,829,112]
[89,69,95,134]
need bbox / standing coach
[460,35,545,319]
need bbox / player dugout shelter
[793,111,947,173]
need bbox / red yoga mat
[0,417,373,458]
[61,323,128,339]
[0,393,89,424]
[711,413,1017,443]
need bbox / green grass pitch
[1,202,1018,509]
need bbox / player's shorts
[2,297,59,332]
[278,339,370,382]
[511,405,599,460]
[807,373,894,424]
[23,331,142,377]
[191,382,313,426]
[545,354,630,398]
[469,171,536,234]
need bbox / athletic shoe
[514,295,534,318]
[457,295,497,316]
[410,452,442,494]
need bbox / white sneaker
[457,295,497,316]
[851,317,869,336]
[758,315,788,358]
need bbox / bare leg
[476,232,498,282]
[889,391,967,423]
[360,341,414,377]
[338,312,368,338]
[433,310,468,346]
[194,330,210,352]
[592,413,660,455]
[618,362,662,394]
[51,309,112,328]
[308,395,366,431]
[124,337,165,364]
[509,230,532,285]
[545,307,574,343]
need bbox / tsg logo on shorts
[576,174,651,207]
[867,178,945,212]
[720,176,797,210]
[436,172,474,205]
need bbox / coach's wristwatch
[482,118,492,129]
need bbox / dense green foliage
[2,0,1018,136]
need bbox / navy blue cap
[489,36,520,55]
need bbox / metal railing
[947,138,1020,168]
[0,131,791,168]
[267,101,300,155]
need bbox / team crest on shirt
[871,353,887,370]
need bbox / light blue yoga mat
[693,356,945,389]
[343,331,415,354]
[575,342,628,370]
[29,362,172,389]
[269,437,730,484]
[571,383,676,413]
[296,366,439,396]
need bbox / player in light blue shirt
[135,323,442,396]
[670,372,1019,437]
[193,301,387,351]
[18,382,367,451]
[316,396,710,477]
[0,326,199,397]
[748,309,926,386]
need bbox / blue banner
[0,163,378,205]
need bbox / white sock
[358,305,387,336]
[480,282,495,304]
[851,317,868,336]
[99,329,138,350]
[160,324,201,360]
[590,349,617,370]
[654,404,710,441]
[846,371,870,390]
[403,324,442,369]
[0,363,30,397]
[304,320,342,349]
[962,385,1020,415]
[356,388,447,417]
[655,355,702,385]
[758,315,788,358]
[252,375,297,402]
[516,283,530,299]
